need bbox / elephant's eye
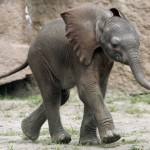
[111,44,118,49]
[111,37,120,50]
[111,43,119,50]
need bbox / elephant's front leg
[79,66,113,145]
[79,105,99,145]
[78,82,120,144]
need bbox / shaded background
[0,0,150,97]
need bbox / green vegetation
[106,92,150,115]
[27,94,42,105]
[129,145,144,150]
[106,92,127,103]
[7,145,14,150]
[125,106,149,114]
[0,95,17,100]
[0,129,23,136]
[106,92,150,105]
[66,127,79,135]
[40,129,49,136]
[1,91,150,107]
[0,94,42,105]
[41,139,52,145]
[4,114,12,118]
[130,94,150,104]
[19,111,26,118]
[74,115,82,120]
[108,105,118,112]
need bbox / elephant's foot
[21,118,40,141]
[101,130,121,144]
[79,106,99,145]
[51,131,71,144]
[21,103,46,141]
[79,135,100,145]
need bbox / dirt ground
[0,88,150,150]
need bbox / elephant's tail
[0,60,28,79]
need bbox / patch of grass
[129,145,144,150]
[27,94,42,105]
[74,115,82,120]
[126,107,141,114]
[106,92,150,105]
[19,111,26,118]
[106,92,127,103]
[7,145,14,150]
[4,114,12,118]
[0,94,42,106]
[42,139,52,145]
[0,95,18,100]
[130,94,150,104]
[0,129,23,136]
[40,129,49,136]
[125,106,149,114]
[109,105,118,112]
[66,127,79,135]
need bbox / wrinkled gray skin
[1,4,150,145]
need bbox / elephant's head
[61,3,150,89]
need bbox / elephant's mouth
[113,51,129,65]
[122,60,129,65]
[110,53,129,65]
[120,57,129,65]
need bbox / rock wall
[0,0,31,85]
[0,0,150,96]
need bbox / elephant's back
[36,18,67,46]
[29,18,71,56]
[41,18,66,38]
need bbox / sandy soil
[0,89,150,150]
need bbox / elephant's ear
[61,4,99,65]
[110,8,127,19]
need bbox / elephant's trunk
[127,49,150,90]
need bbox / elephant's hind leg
[40,83,71,144]
[79,105,99,145]
[21,89,70,141]
[27,54,71,144]
[21,103,46,141]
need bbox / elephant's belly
[60,70,76,89]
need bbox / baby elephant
[0,3,150,145]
